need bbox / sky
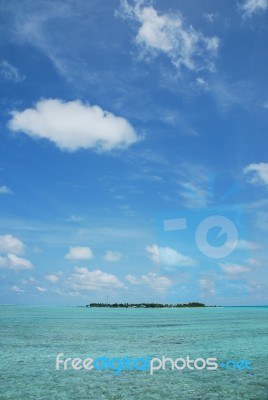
[0,0,268,306]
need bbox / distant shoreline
[85,302,219,308]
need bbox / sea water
[0,306,267,399]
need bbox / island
[86,302,207,308]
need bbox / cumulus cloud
[239,0,268,18]
[0,254,33,270]
[66,267,125,291]
[244,162,268,186]
[0,185,12,195]
[8,99,140,152]
[45,274,59,283]
[118,0,219,72]
[126,272,172,293]
[0,234,25,255]
[0,60,25,83]
[219,263,251,276]
[11,285,24,293]
[103,250,123,262]
[146,244,196,267]
[36,286,48,292]
[65,246,93,260]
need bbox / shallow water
[0,306,267,399]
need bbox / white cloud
[0,60,25,82]
[126,272,172,293]
[65,246,93,260]
[0,234,25,255]
[226,239,261,250]
[118,0,219,72]
[219,263,250,276]
[248,258,262,267]
[21,277,36,284]
[244,162,268,186]
[179,181,211,208]
[78,225,145,242]
[210,78,253,113]
[0,185,12,195]
[248,281,268,296]
[256,211,268,231]
[146,244,196,267]
[33,246,42,253]
[45,274,59,283]
[237,239,261,250]
[36,286,48,292]
[8,99,140,153]
[199,274,216,296]
[0,254,33,270]
[203,13,218,23]
[4,2,99,85]
[11,285,24,293]
[239,0,268,18]
[67,215,82,222]
[66,267,125,291]
[176,163,213,208]
[196,77,209,90]
[103,250,123,262]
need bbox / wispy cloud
[202,13,218,23]
[0,60,25,83]
[244,162,268,186]
[237,239,261,250]
[8,99,140,153]
[4,0,85,82]
[118,0,219,72]
[255,211,268,231]
[219,262,251,276]
[210,78,254,112]
[11,285,24,293]
[66,215,82,223]
[0,185,13,195]
[176,163,214,208]
[239,0,268,18]
[36,286,48,292]
[199,273,216,296]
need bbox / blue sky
[0,0,268,305]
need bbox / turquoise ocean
[1,305,267,399]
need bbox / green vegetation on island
[86,302,206,308]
